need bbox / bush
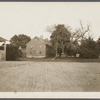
[0,46,4,50]
[79,37,99,59]
[6,44,22,61]
[80,48,99,58]
[46,44,56,57]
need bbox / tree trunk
[55,44,58,58]
[54,42,58,59]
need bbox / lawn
[20,57,100,62]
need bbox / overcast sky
[0,2,100,41]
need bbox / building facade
[26,36,50,58]
[0,37,7,61]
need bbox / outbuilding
[0,37,7,61]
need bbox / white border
[0,92,100,98]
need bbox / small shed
[0,37,7,61]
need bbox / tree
[70,21,90,42]
[97,36,100,57]
[10,34,31,48]
[67,21,90,56]
[48,24,71,58]
[6,44,22,61]
[79,36,99,58]
[47,21,90,58]
[65,41,80,56]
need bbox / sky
[0,2,100,41]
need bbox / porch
[0,37,7,61]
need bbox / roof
[27,36,51,46]
[0,37,7,42]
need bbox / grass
[19,57,100,62]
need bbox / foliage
[49,24,71,57]
[10,34,31,48]
[0,46,4,50]
[6,44,22,61]
[0,43,4,50]
[47,22,90,58]
[65,41,80,56]
[97,37,100,54]
[79,37,99,58]
[46,44,56,57]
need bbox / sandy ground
[0,61,100,92]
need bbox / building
[0,37,7,61]
[26,36,55,58]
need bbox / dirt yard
[0,61,100,92]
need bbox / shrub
[46,44,56,57]
[79,37,99,59]
[6,44,22,61]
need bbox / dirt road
[0,62,100,92]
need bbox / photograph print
[0,2,100,92]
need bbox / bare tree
[46,25,56,33]
[71,20,90,43]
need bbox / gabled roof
[0,37,7,42]
[27,36,51,46]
